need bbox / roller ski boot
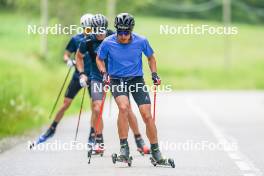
[94,134,104,156]
[135,137,150,155]
[150,148,175,168]
[112,144,133,167]
[93,142,105,156]
[87,133,96,148]
[29,126,56,149]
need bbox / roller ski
[150,157,175,168]
[135,137,150,155]
[149,148,175,168]
[88,143,104,156]
[87,134,95,163]
[112,144,133,167]
[87,134,104,164]
[87,138,95,164]
[87,146,104,164]
[29,126,56,149]
[112,154,133,167]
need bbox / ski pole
[108,95,113,118]
[48,66,72,119]
[74,88,86,142]
[95,86,108,134]
[153,85,157,121]
[88,85,108,164]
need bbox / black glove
[152,72,161,85]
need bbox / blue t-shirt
[79,30,114,81]
[97,33,154,78]
[65,33,91,79]
[66,33,85,53]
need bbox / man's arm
[147,54,157,73]
[147,54,161,85]
[64,50,72,63]
[64,50,76,68]
[64,37,76,63]
[64,37,77,67]
[75,49,85,73]
[96,55,110,84]
[76,49,89,87]
[96,40,110,84]
[96,55,106,74]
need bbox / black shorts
[65,77,91,99]
[90,80,104,101]
[110,76,151,106]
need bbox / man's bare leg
[115,96,130,139]
[88,100,104,149]
[127,104,150,154]
[114,95,130,158]
[138,104,158,144]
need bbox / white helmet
[80,13,94,28]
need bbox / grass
[0,12,264,137]
[0,12,90,138]
[0,57,90,138]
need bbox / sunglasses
[117,30,130,36]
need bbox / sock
[134,134,141,140]
[120,138,128,147]
[51,121,58,129]
[89,127,95,136]
[96,134,103,143]
[151,143,159,151]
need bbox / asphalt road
[0,91,264,176]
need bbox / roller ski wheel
[168,158,175,168]
[111,153,133,167]
[112,153,117,164]
[150,157,175,168]
[87,149,92,164]
[29,141,37,150]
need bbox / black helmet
[91,14,108,28]
[114,13,135,31]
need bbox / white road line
[185,98,263,176]
[229,153,241,160]
[244,174,257,176]
[236,161,251,171]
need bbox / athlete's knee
[92,102,101,115]
[141,111,152,124]
[118,103,130,114]
[63,99,72,109]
